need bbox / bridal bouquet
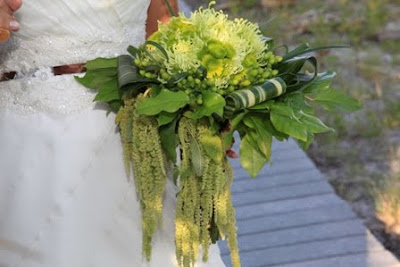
[76,3,360,267]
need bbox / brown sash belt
[0,63,86,82]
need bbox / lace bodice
[0,0,150,73]
[0,0,150,115]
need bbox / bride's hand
[0,0,22,42]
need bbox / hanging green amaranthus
[175,118,240,267]
[116,94,167,260]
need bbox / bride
[0,1,225,266]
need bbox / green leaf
[199,134,223,163]
[243,115,273,159]
[239,134,268,178]
[191,91,226,119]
[284,92,314,115]
[157,111,178,126]
[312,89,362,112]
[127,45,141,58]
[85,57,118,70]
[299,111,333,133]
[270,103,308,141]
[108,100,122,113]
[297,132,314,150]
[137,89,190,115]
[159,119,178,164]
[271,112,308,141]
[94,79,120,103]
[75,68,117,89]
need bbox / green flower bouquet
[76,2,360,267]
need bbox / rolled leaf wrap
[224,77,287,117]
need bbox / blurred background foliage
[184,0,400,258]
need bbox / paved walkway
[218,138,400,267]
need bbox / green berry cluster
[133,48,283,107]
[226,52,282,92]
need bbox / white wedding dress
[0,1,225,266]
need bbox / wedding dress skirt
[0,1,224,266]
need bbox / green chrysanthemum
[145,3,280,92]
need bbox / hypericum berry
[139,70,146,76]
[249,69,259,77]
[269,57,276,65]
[161,72,170,80]
[242,80,251,87]
[262,71,270,79]
[272,69,279,76]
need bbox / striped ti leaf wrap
[224,77,287,117]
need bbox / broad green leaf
[312,89,362,112]
[265,119,289,141]
[159,119,178,163]
[94,79,120,102]
[191,91,226,119]
[299,111,333,133]
[243,115,273,159]
[75,68,117,89]
[240,134,268,178]
[297,132,314,150]
[270,106,308,141]
[284,92,314,114]
[137,89,189,115]
[269,102,297,117]
[200,134,223,163]
[108,100,122,113]
[127,45,140,58]
[157,111,178,126]
[85,57,118,70]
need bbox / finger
[0,28,10,42]
[7,0,22,12]
[0,10,19,30]
[0,0,12,14]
